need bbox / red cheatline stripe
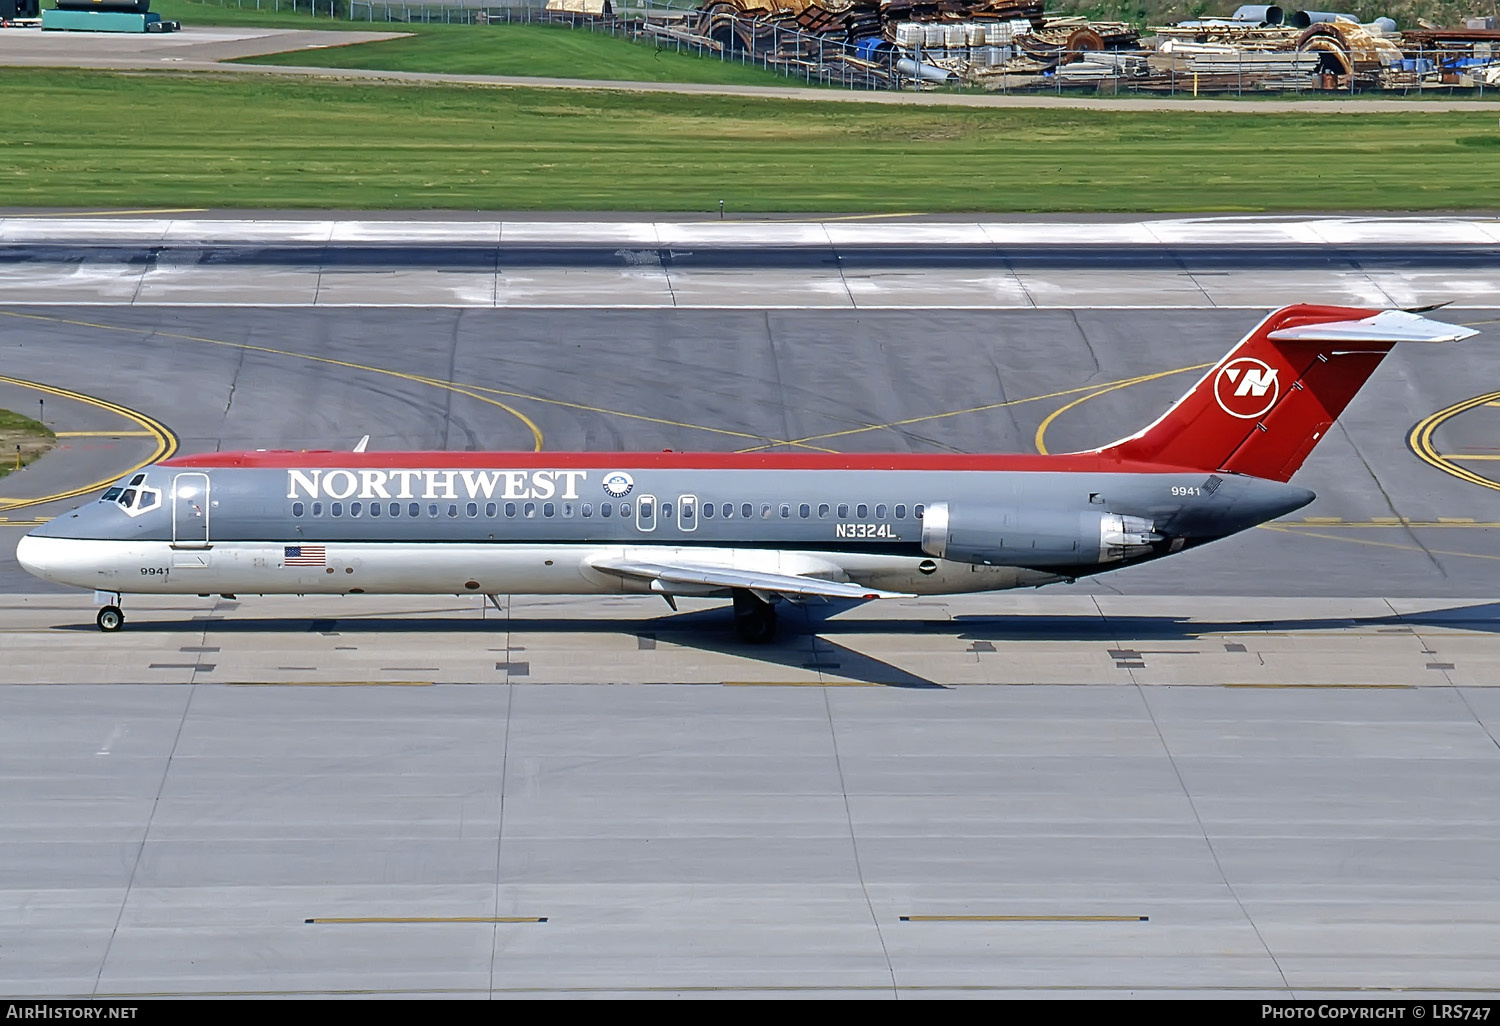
[161,449,1197,475]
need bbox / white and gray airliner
[16,304,1472,640]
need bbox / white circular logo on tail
[601,471,634,498]
[1214,357,1280,420]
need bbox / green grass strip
[3,69,1498,212]
[233,20,802,87]
[0,409,57,481]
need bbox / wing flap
[590,558,912,600]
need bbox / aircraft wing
[589,558,913,601]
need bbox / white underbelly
[18,538,1057,597]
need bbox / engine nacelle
[920,503,1162,567]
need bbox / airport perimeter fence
[199,0,1496,97]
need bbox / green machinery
[41,0,180,32]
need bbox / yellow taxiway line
[0,375,176,514]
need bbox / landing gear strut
[732,589,777,644]
[96,606,124,632]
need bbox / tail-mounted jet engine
[920,503,1162,567]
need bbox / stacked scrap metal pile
[690,0,1048,85]
[1147,7,1495,92]
[673,1,1500,92]
[1398,23,1500,86]
[1151,15,1319,89]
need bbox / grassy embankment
[0,410,56,481]
[4,68,1498,211]
[148,1,794,87]
[237,22,799,85]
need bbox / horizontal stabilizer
[1088,303,1475,482]
[1267,309,1478,344]
[591,558,912,601]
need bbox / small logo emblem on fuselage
[602,471,634,498]
[1214,357,1280,419]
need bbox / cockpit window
[102,488,123,502]
[136,488,161,513]
[129,474,146,487]
[120,489,138,507]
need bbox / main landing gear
[732,589,777,644]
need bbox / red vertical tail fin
[1086,305,1474,482]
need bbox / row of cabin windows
[290,499,926,522]
[292,500,634,520]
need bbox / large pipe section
[1231,5,1285,25]
[1290,11,1358,28]
[897,58,959,85]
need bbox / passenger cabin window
[799,504,810,519]
[661,502,672,520]
[701,502,713,519]
[428,504,439,518]
[742,503,753,519]
[639,499,654,522]
[582,503,593,517]
[779,504,791,519]
[761,504,772,519]
[524,502,536,518]
[350,501,362,517]
[681,499,694,522]
[467,502,478,518]
[312,502,324,517]
[292,501,305,517]
[370,502,381,518]
[601,502,612,518]
[856,504,868,518]
[896,504,907,519]
[837,503,849,518]
[331,502,343,518]
[390,502,401,517]
[448,504,459,519]
[818,503,830,519]
[506,502,517,518]
[619,502,631,518]
[543,502,555,518]
[722,503,732,519]
[562,502,575,518]
[408,502,420,518]
[485,502,496,518]
[876,504,887,519]
[915,504,925,519]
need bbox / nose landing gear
[93,591,124,632]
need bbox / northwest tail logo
[1214,357,1280,419]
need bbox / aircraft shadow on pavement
[45,600,1500,686]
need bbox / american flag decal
[284,545,326,567]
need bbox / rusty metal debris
[637,2,1500,93]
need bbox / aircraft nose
[15,534,53,582]
[15,533,78,585]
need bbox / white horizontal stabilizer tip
[1268,310,1478,344]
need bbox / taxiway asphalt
[2,223,1499,997]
